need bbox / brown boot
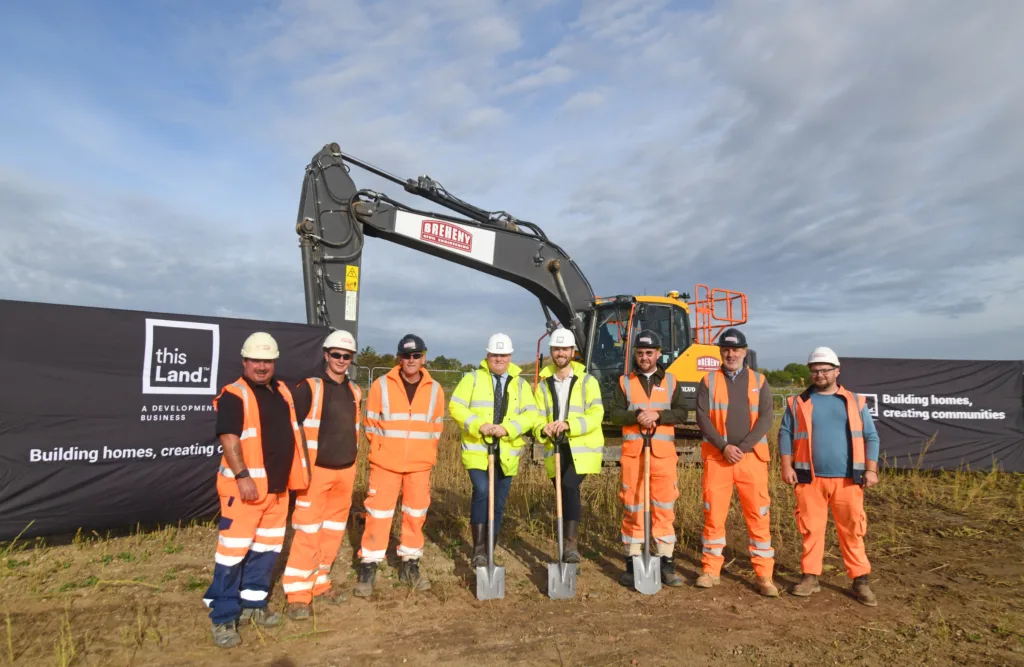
[756,576,780,597]
[285,602,311,621]
[852,575,877,606]
[695,572,720,588]
[791,573,820,597]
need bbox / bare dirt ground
[3,436,1023,667]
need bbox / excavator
[294,143,752,462]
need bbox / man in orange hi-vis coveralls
[694,327,779,597]
[281,330,362,620]
[353,333,445,597]
[204,332,310,650]
[779,346,880,607]
[608,330,689,588]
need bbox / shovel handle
[642,428,652,514]
[553,435,565,520]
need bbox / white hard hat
[323,329,357,352]
[807,346,840,367]
[486,332,514,354]
[549,328,576,348]
[241,332,279,360]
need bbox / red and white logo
[696,356,721,372]
[421,220,473,253]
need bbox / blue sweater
[779,392,880,478]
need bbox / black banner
[0,299,329,540]
[839,357,1024,472]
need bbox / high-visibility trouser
[701,454,775,578]
[619,451,679,557]
[281,463,358,604]
[794,477,870,579]
[203,491,287,625]
[358,463,432,564]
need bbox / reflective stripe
[303,419,321,428]
[462,443,487,452]
[249,542,282,553]
[750,539,772,550]
[282,581,314,593]
[648,401,670,409]
[239,427,257,441]
[378,376,391,421]
[427,381,440,423]
[506,447,523,457]
[239,589,268,601]
[315,574,330,585]
[623,503,642,512]
[710,402,728,411]
[396,544,424,557]
[651,500,674,510]
[703,501,711,511]
[218,536,253,549]
[759,505,769,516]
[256,527,286,538]
[703,547,723,556]
[203,598,213,608]
[284,566,316,578]
[450,397,468,408]
[852,462,866,470]
[793,461,811,470]
[215,553,244,566]
[702,537,726,546]
[401,504,428,518]
[518,404,538,414]
[365,507,395,519]
[851,430,864,438]
[370,429,436,439]
[463,414,480,430]
[219,466,267,479]
[360,548,387,560]
[794,431,809,441]
[295,500,312,508]
[569,445,601,455]
[469,400,494,408]
[576,417,587,434]
[310,378,322,428]
[621,533,644,544]
[365,410,383,420]
[292,522,322,533]
[654,534,676,544]
[751,548,775,558]
[364,425,384,436]
[585,399,601,410]
[322,520,347,531]
[306,439,318,450]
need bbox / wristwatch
[235,469,251,480]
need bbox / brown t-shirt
[695,368,774,452]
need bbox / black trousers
[550,439,585,522]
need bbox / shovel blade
[632,554,662,595]
[475,564,505,600]
[546,562,577,600]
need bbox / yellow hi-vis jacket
[449,360,539,476]
[533,360,605,478]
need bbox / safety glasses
[328,352,353,360]
[399,352,424,360]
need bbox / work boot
[470,523,488,568]
[618,557,635,587]
[756,576,780,598]
[852,575,878,607]
[660,555,684,587]
[239,606,282,627]
[791,573,821,597]
[285,602,311,621]
[211,622,240,649]
[320,586,348,605]
[562,520,581,563]
[694,572,720,589]
[352,562,377,598]
[400,559,431,591]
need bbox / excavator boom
[296,143,596,349]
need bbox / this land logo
[860,393,879,417]
[142,319,220,395]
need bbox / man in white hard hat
[533,328,604,562]
[204,332,311,649]
[282,330,362,619]
[450,333,539,566]
[779,346,881,606]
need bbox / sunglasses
[399,352,424,360]
[328,352,353,360]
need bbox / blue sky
[2,0,1023,368]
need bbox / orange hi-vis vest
[300,376,363,467]
[213,377,310,502]
[700,369,770,462]
[364,366,445,473]
[619,372,677,458]
[786,386,867,485]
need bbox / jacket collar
[386,365,435,385]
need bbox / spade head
[632,553,662,595]
[546,562,577,600]
[475,564,505,600]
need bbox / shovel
[547,434,577,599]
[476,436,505,600]
[632,427,662,595]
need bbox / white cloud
[560,90,605,112]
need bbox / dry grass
[1,420,1022,665]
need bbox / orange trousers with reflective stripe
[358,464,432,563]
[281,464,357,604]
[701,454,775,578]
[794,477,870,579]
[619,451,678,557]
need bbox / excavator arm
[296,143,596,352]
